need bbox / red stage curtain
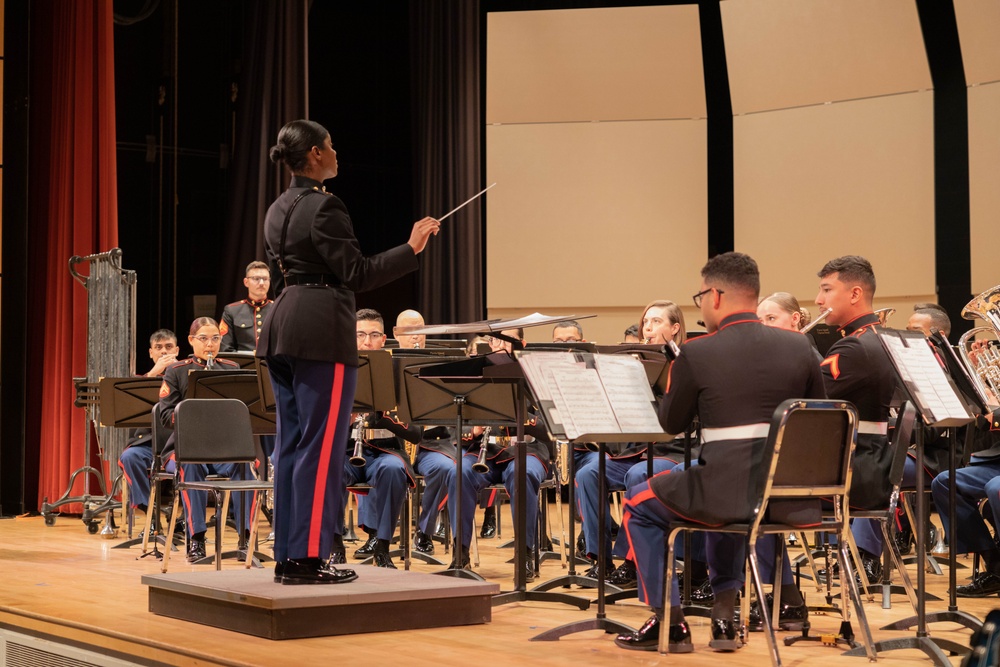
[30,1,118,513]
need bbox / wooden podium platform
[143,567,499,640]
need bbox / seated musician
[339,309,420,568]
[616,252,824,653]
[576,302,688,586]
[623,323,642,343]
[157,317,248,562]
[118,329,178,520]
[394,309,426,349]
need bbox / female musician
[757,292,811,331]
[260,119,439,585]
[157,318,243,563]
[640,300,686,345]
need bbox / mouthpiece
[801,308,834,335]
[643,338,652,344]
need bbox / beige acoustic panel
[734,91,935,301]
[722,0,930,115]
[969,82,1000,297]
[486,120,707,311]
[486,5,705,124]
[956,0,1000,86]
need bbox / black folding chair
[137,402,182,556]
[161,398,272,572]
[662,399,876,666]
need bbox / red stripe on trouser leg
[307,363,345,558]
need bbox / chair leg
[215,490,230,570]
[471,516,480,568]
[245,490,264,570]
[879,517,919,611]
[838,542,877,660]
[553,484,568,568]
[141,484,158,554]
[846,530,874,602]
[161,492,182,573]
[660,526,681,655]
[796,531,824,592]
[748,545,781,667]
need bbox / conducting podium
[516,349,677,641]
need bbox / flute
[801,308,834,335]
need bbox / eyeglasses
[356,331,385,341]
[692,287,724,308]
[192,335,222,344]
[247,276,270,284]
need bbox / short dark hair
[149,329,176,346]
[913,302,947,314]
[245,260,268,276]
[356,308,383,328]
[269,119,329,172]
[189,317,218,335]
[701,252,760,298]
[624,323,640,338]
[553,320,583,338]
[818,255,876,296]
[914,307,951,336]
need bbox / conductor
[260,119,440,585]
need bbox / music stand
[844,329,977,665]
[216,352,257,369]
[186,369,274,566]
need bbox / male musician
[907,305,951,339]
[220,261,273,353]
[552,320,585,343]
[395,309,426,349]
[815,256,897,582]
[616,252,824,652]
[340,309,419,568]
[118,329,179,519]
[623,324,642,343]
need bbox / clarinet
[471,427,493,473]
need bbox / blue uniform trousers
[576,455,634,559]
[453,452,547,549]
[268,357,357,562]
[119,444,153,509]
[343,452,409,541]
[415,450,453,535]
[931,457,1000,555]
[853,457,927,556]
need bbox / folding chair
[136,402,183,556]
[662,399,876,666]
[161,398,272,572]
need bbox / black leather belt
[284,273,341,287]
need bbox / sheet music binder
[877,329,976,428]
[98,377,164,428]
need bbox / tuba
[874,307,896,327]
[960,285,1000,409]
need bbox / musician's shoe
[576,533,587,561]
[279,558,358,585]
[614,616,693,653]
[678,572,714,604]
[413,530,435,555]
[186,539,207,563]
[954,571,1000,598]
[582,559,600,580]
[525,547,536,582]
[433,520,447,540]
[608,560,638,589]
[894,525,913,556]
[447,547,472,570]
[857,548,883,583]
[328,549,347,565]
[372,549,397,569]
[353,534,378,559]
[273,560,284,583]
[748,593,808,631]
[480,506,497,539]
[708,618,740,651]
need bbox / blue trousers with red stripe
[268,356,358,563]
[119,444,153,509]
[415,450,453,535]
[344,452,409,541]
[931,456,1000,555]
[454,453,547,549]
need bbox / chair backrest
[755,399,859,525]
[886,401,918,491]
[173,398,256,465]
[150,402,171,457]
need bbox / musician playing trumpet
[339,309,420,568]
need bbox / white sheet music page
[550,367,621,439]
[883,335,969,424]
[518,352,583,438]
[593,355,663,434]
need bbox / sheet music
[882,335,970,424]
[593,355,663,434]
[550,367,621,439]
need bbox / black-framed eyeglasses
[692,287,724,308]
[356,331,385,341]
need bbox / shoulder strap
[277,189,318,276]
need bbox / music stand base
[531,574,618,593]
[784,621,860,650]
[881,609,982,632]
[435,567,486,582]
[863,583,940,602]
[843,636,967,665]
[530,617,636,641]
[492,590,590,609]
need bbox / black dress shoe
[615,616,694,653]
[433,520,447,540]
[709,618,740,651]
[372,550,397,569]
[608,560,638,589]
[480,506,497,539]
[447,547,471,570]
[857,548,883,583]
[955,571,1000,598]
[678,572,714,603]
[186,539,207,563]
[582,560,600,580]
[279,557,358,585]
[525,547,536,582]
[576,533,587,560]
[413,530,435,555]
[328,549,347,565]
[748,593,808,631]
[894,526,913,556]
[273,560,284,583]
[353,534,378,559]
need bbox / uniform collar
[717,311,761,329]
[245,298,271,308]
[289,175,327,192]
[839,312,879,336]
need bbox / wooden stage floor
[0,509,995,666]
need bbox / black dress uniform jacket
[820,312,897,509]
[652,311,826,526]
[258,175,418,365]
[220,299,272,352]
[157,356,241,455]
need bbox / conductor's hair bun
[269,144,285,164]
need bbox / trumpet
[801,308,833,335]
[350,415,368,467]
[471,427,493,473]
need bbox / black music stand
[216,352,257,369]
[186,369,274,566]
[844,329,977,665]
[98,377,176,550]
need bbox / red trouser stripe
[308,363,345,557]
